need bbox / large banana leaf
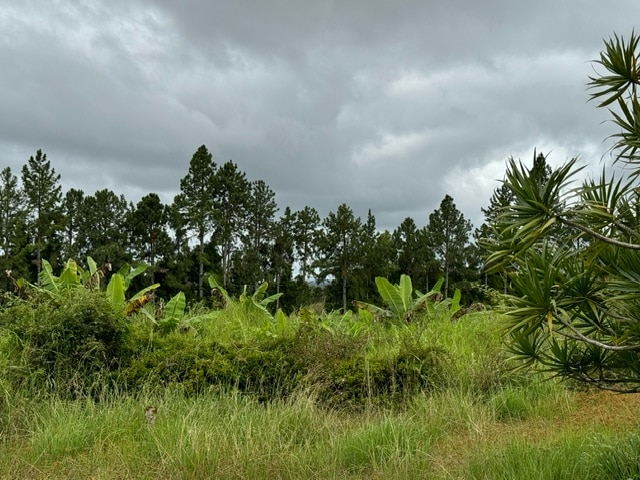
[38,260,60,295]
[106,273,125,306]
[162,291,186,323]
[58,259,80,289]
[413,277,445,314]
[375,274,412,318]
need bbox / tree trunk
[342,273,347,313]
[198,232,204,298]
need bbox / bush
[0,289,130,398]
[120,331,303,399]
[292,320,450,408]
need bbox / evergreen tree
[61,188,85,261]
[393,217,421,280]
[269,206,296,310]
[292,206,320,282]
[478,150,554,293]
[530,150,552,186]
[316,204,363,312]
[477,182,516,292]
[174,145,217,298]
[81,189,131,267]
[21,149,62,279]
[392,217,440,291]
[235,179,278,288]
[0,167,27,290]
[353,210,396,302]
[213,160,250,291]
[426,194,472,297]
[128,193,172,285]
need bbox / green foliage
[159,291,187,329]
[207,274,232,308]
[0,166,28,291]
[79,189,131,267]
[315,203,364,312]
[589,32,640,165]
[24,256,161,317]
[426,194,473,297]
[38,258,81,296]
[356,274,460,322]
[174,145,219,298]
[239,281,283,317]
[117,300,480,408]
[375,274,415,318]
[486,32,640,392]
[21,149,63,279]
[0,288,129,398]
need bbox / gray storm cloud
[0,0,637,230]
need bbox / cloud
[1,0,639,234]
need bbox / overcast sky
[1,1,638,231]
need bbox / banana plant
[39,257,109,295]
[38,258,81,296]
[239,281,283,317]
[143,291,188,333]
[105,262,160,312]
[208,275,232,306]
[208,276,282,317]
[356,274,459,322]
[34,257,160,315]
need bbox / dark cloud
[1,0,639,230]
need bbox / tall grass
[464,430,640,480]
[0,388,439,479]
[1,303,638,479]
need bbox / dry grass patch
[429,388,640,479]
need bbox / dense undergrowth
[1,287,639,479]
[0,285,509,408]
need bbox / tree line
[1,144,546,312]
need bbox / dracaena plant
[485,31,640,392]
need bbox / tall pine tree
[316,204,363,312]
[213,160,249,290]
[426,194,472,297]
[174,145,218,298]
[21,149,62,279]
[0,167,27,289]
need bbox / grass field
[2,310,640,479]
[2,383,640,479]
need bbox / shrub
[292,320,450,408]
[0,289,130,398]
[120,331,303,399]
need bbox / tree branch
[552,312,640,351]
[557,215,640,250]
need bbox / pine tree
[0,167,27,290]
[236,179,278,288]
[269,206,296,310]
[21,149,62,279]
[128,193,172,285]
[292,206,320,282]
[212,160,250,290]
[426,194,472,297]
[316,204,363,312]
[82,189,131,266]
[61,188,85,260]
[174,145,217,298]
